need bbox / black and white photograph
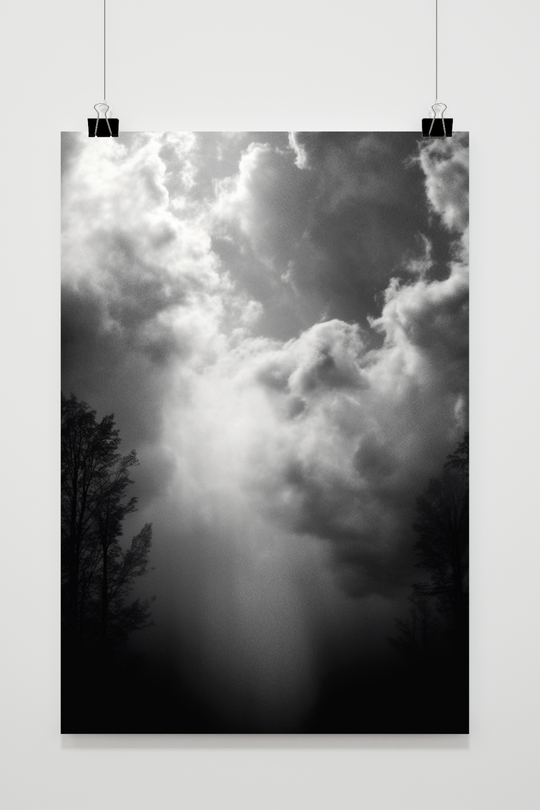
[61,131,469,734]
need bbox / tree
[389,434,469,665]
[413,432,469,656]
[388,583,437,674]
[61,394,154,661]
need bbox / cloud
[280,133,441,329]
[417,133,469,232]
[249,320,367,398]
[213,133,450,339]
[402,234,433,278]
[215,141,311,267]
[289,132,407,208]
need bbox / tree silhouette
[388,582,437,673]
[413,432,469,657]
[388,434,469,683]
[61,394,154,663]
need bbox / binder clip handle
[429,102,447,136]
[93,102,113,137]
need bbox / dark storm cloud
[214,132,461,349]
[279,459,416,598]
[354,432,396,481]
[285,132,440,325]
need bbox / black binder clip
[422,102,453,138]
[88,102,119,137]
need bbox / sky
[61,130,469,731]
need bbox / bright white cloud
[214,141,310,269]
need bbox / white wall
[1,1,539,808]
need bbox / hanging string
[103,0,107,101]
[435,0,438,100]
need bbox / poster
[61,131,469,733]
